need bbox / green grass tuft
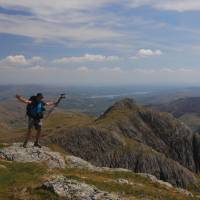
[0,161,46,199]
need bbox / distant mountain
[151,97,200,117]
[151,97,200,131]
[44,98,200,188]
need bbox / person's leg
[35,129,41,143]
[23,129,32,147]
[34,119,42,148]
[23,118,33,148]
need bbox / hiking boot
[34,142,42,148]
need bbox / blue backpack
[26,96,45,119]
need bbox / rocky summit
[0,142,66,169]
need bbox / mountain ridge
[42,98,200,188]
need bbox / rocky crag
[46,98,200,188]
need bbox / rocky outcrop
[97,98,200,174]
[50,126,197,188]
[42,175,120,200]
[0,143,66,169]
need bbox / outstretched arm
[16,95,32,104]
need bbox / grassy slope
[0,159,198,200]
[0,111,94,143]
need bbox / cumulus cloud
[0,55,44,68]
[137,49,162,57]
[3,55,28,65]
[131,49,162,59]
[54,54,119,63]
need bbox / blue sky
[0,0,200,86]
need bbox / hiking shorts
[28,118,42,130]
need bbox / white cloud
[0,1,167,52]
[54,54,119,63]
[137,49,162,57]
[131,49,162,59]
[3,55,28,65]
[30,56,44,63]
[0,0,117,17]
[0,13,121,42]
[2,0,200,16]
[127,0,200,12]
[0,55,44,68]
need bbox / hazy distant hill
[2,84,200,118]
[151,97,200,132]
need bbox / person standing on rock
[16,93,56,148]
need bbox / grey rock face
[0,143,66,169]
[42,175,121,200]
[49,98,199,188]
[50,127,197,188]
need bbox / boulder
[42,175,121,200]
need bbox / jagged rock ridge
[48,98,200,188]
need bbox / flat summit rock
[0,143,66,169]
